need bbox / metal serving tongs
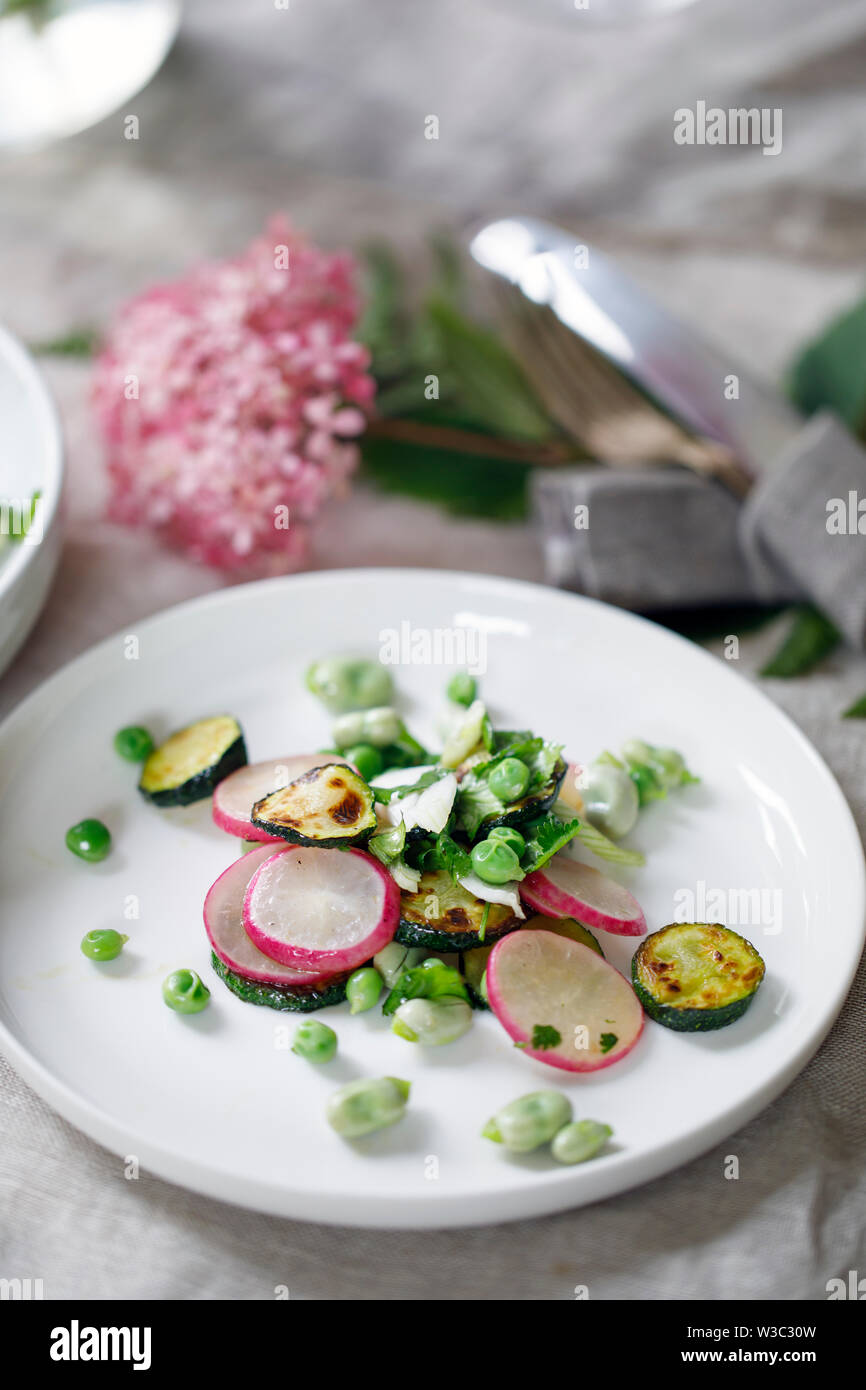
[469,216,803,498]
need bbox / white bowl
[0,324,64,677]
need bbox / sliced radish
[203,844,340,986]
[243,846,399,972]
[487,928,644,1072]
[521,854,646,937]
[213,755,354,841]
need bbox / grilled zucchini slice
[211,953,348,1012]
[631,922,765,1032]
[523,912,604,956]
[479,757,568,834]
[138,715,247,807]
[251,763,377,847]
[395,869,522,951]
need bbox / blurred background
[2,0,866,710]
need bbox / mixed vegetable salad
[69,656,767,1163]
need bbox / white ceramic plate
[0,570,862,1228]
[0,323,64,677]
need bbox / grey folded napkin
[531,410,866,645]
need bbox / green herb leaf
[521,814,581,873]
[531,1024,562,1051]
[842,694,866,719]
[760,605,841,679]
[416,829,472,881]
[373,768,446,805]
[600,1032,618,1054]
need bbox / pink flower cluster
[93,217,374,575]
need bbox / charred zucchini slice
[139,716,247,807]
[396,870,521,951]
[522,913,604,957]
[211,952,348,1012]
[632,922,765,1032]
[251,763,377,847]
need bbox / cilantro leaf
[416,829,472,881]
[531,1024,562,1051]
[372,768,446,805]
[520,814,581,872]
[599,1032,618,1055]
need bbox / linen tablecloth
[1,0,865,1299]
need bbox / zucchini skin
[631,923,765,1032]
[210,952,348,1012]
[139,723,247,807]
[478,757,568,834]
[394,915,518,953]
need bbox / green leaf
[531,1024,562,1051]
[573,820,645,868]
[788,298,866,435]
[360,429,530,520]
[600,1032,618,1055]
[521,814,581,873]
[426,297,555,443]
[842,694,866,719]
[372,768,446,805]
[760,605,841,679]
[454,777,506,839]
[415,830,472,881]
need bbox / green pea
[392,997,473,1046]
[482,1091,573,1153]
[488,757,530,803]
[470,837,521,885]
[551,1119,613,1165]
[292,1019,338,1063]
[326,1076,410,1138]
[66,818,111,863]
[446,671,477,707]
[346,966,382,1015]
[343,743,383,781]
[373,942,427,988]
[80,929,128,961]
[487,825,526,857]
[113,725,154,762]
[162,969,210,1014]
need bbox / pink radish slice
[521,855,646,937]
[203,845,341,986]
[243,846,399,972]
[487,928,644,1072]
[213,755,354,841]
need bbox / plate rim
[0,566,863,1229]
